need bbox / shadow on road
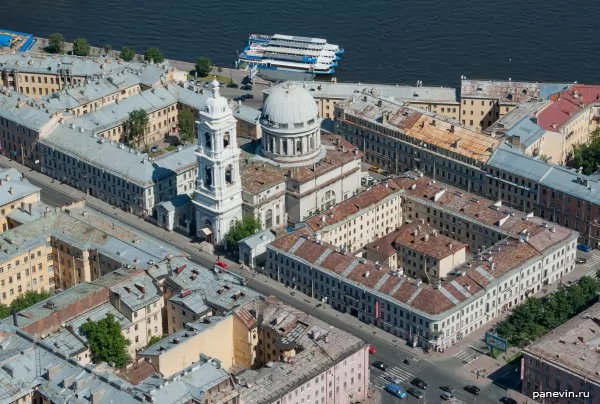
[488,363,521,391]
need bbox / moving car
[215,261,228,269]
[368,345,376,354]
[384,375,401,384]
[372,361,389,371]
[500,397,518,404]
[407,387,423,399]
[241,84,253,90]
[576,257,587,264]
[440,386,455,394]
[577,243,591,252]
[227,83,239,88]
[464,385,481,395]
[441,392,454,400]
[242,93,254,99]
[411,378,428,390]
[384,383,407,399]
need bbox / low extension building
[0,167,40,233]
[266,172,578,350]
[264,80,460,121]
[521,302,600,402]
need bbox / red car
[215,261,228,269]
[369,345,376,354]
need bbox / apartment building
[0,168,40,233]
[334,94,499,193]
[266,173,578,350]
[264,81,460,120]
[393,223,467,280]
[300,180,403,251]
[0,52,178,98]
[522,302,600,403]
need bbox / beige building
[394,223,467,280]
[302,180,403,251]
[232,103,262,139]
[364,231,400,270]
[460,79,541,130]
[0,168,40,233]
[264,81,460,120]
[140,315,235,378]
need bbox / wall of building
[0,195,40,233]
[166,299,212,334]
[232,313,258,369]
[143,315,235,378]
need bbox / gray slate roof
[0,168,39,206]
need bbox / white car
[383,375,401,384]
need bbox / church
[191,80,362,245]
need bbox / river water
[1,0,598,86]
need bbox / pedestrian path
[371,360,428,391]
[582,254,600,272]
[452,348,477,363]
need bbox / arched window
[283,140,288,155]
[229,219,236,231]
[265,209,273,228]
[270,137,275,153]
[225,165,233,185]
[204,132,212,149]
[320,190,336,211]
[309,136,314,151]
[296,139,302,154]
[205,166,213,187]
[223,132,230,148]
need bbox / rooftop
[239,229,276,250]
[486,100,551,134]
[0,88,56,132]
[235,297,367,403]
[232,103,261,124]
[0,168,39,206]
[394,223,467,260]
[460,79,540,103]
[505,117,547,148]
[337,94,499,163]
[265,81,458,103]
[524,302,600,384]
[537,84,600,131]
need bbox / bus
[385,383,407,399]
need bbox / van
[577,243,591,252]
[385,383,407,399]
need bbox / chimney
[511,136,521,148]
[28,203,32,215]
[8,187,13,195]
[11,309,17,327]
[91,389,105,404]
[62,374,75,389]
[46,364,61,380]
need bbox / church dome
[261,83,319,129]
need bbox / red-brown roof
[538,84,600,131]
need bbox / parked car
[384,375,401,384]
[407,387,423,399]
[215,261,228,269]
[500,397,518,404]
[227,83,239,88]
[203,82,211,88]
[464,385,481,395]
[241,84,253,91]
[411,378,428,390]
[440,386,455,394]
[577,243,591,252]
[576,257,587,264]
[150,145,158,153]
[242,93,254,99]
[441,392,454,400]
[368,345,376,354]
[372,361,389,371]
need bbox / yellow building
[460,79,540,130]
[264,81,460,120]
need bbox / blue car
[385,383,407,399]
[577,243,591,252]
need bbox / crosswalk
[452,348,477,363]
[581,254,600,271]
[371,360,429,391]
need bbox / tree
[565,128,600,175]
[47,33,64,53]
[177,109,195,145]
[120,46,135,62]
[145,335,164,349]
[224,216,261,249]
[80,313,131,368]
[195,57,213,77]
[72,38,90,56]
[123,109,150,151]
[103,44,112,56]
[10,290,52,312]
[144,47,165,63]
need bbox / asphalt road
[9,162,507,404]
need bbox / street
[4,158,508,404]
